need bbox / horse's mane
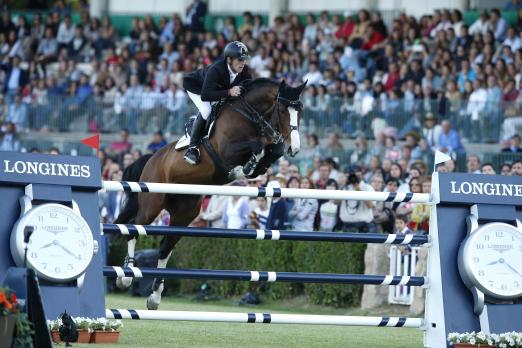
[241,78,278,92]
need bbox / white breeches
[187,91,212,120]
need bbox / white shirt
[7,67,20,90]
[467,88,488,121]
[228,64,238,84]
[339,182,374,223]
[57,22,75,44]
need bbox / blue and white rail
[102,223,430,245]
[104,267,426,286]
[106,309,423,328]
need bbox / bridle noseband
[227,92,302,145]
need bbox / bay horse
[114,78,306,310]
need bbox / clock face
[460,222,522,299]
[11,203,94,282]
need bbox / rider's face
[230,58,246,73]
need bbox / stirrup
[184,146,200,165]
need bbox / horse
[114,78,306,310]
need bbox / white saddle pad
[174,121,215,151]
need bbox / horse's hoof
[146,294,161,310]
[228,165,245,180]
[116,276,133,289]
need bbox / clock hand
[484,259,500,266]
[56,243,78,260]
[502,261,522,277]
[39,242,56,250]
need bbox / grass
[68,293,424,348]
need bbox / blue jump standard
[103,267,426,286]
[102,224,429,245]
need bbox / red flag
[81,133,99,150]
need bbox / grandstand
[1,0,522,225]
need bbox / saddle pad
[174,120,216,151]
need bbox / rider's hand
[229,86,242,97]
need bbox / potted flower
[493,331,522,347]
[74,317,93,343]
[447,332,495,347]
[47,318,62,343]
[1,287,34,347]
[91,317,122,344]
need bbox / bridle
[227,91,302,145]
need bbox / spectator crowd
[1,1,522,234]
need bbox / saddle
[175,101,226,151]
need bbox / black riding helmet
[224,41,250,61]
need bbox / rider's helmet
[224,41,250,61]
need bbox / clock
[458,222,522,299]
[10,195,98,285]
[458,205,522,316]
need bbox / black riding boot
[184,114,206,165]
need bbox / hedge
[108,234,366,307]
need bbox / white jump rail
[106,309,424,328]
[101,181,432,203]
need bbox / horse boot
[184,113,206,165]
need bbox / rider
[182,41,252,164]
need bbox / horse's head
[271,80,307,157]
[239,78,306,158]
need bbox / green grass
[72,293,424,348]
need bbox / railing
[7,94,522,143]
[388,245,420,306]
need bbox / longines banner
[438,173,522,206]
[0,151,101,189]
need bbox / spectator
[315,161,331,189]
[164,83,187,133]
[501,134,522,152]
[36,27,58,66]
[266,180,289,230]
[500,162,512,175]
[438,120,465,155]
[101,167,125,222]
[370,174,395,233]
[337,168,374,233]
[395,214,413,235]
[302,62,323,86]
[222,193,250,229]
[512,160,522,175]
[481,162,497,174]
[57,15,75,50]
[147,131,168,153]
[466,79,487,142]
[0,122,20,151]
[185,0,207,33]
[467,154,482,174]
[384,136,401,161]
[110,128,133,155]
[288,176,318,231]
[199,195,227,228]
[318,178,339,231]
[7,94,28,131]
[489,9,508,41]
[2,56,28,101]
[250,197,270,229]
[69,24,90,61]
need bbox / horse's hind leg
[116,192,165,289]
[147,195,202,310]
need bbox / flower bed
[448,331,522,348]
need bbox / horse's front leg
[229,140,266,180]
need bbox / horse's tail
[113,154,153,224]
